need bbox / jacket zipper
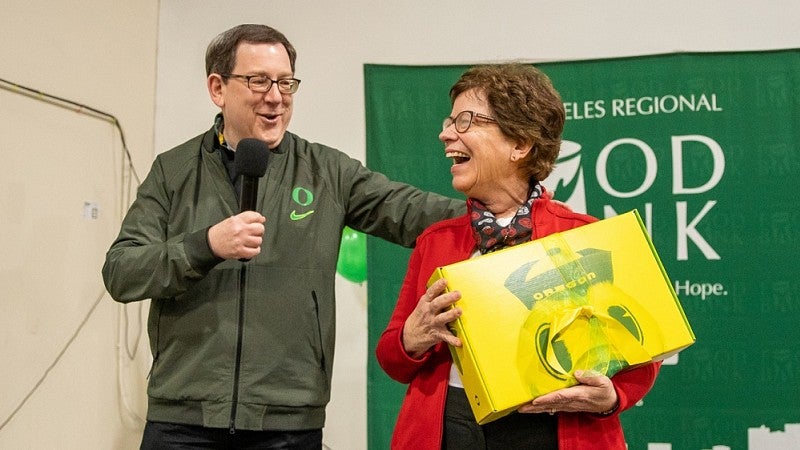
[311,291,327,379]
[229,266,247,434]
[147,306,163,380]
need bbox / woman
[375,63,660,449]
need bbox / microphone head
[234,138,270,178]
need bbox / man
[102,24,463,449]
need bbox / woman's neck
[479,179,530,219]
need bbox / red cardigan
[375,194,661,449]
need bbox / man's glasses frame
[222,74,301,94]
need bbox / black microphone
[233,138,270,212]
[233,138,269,263]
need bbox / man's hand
[207,211,266,260]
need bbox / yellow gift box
[427,210,695,424]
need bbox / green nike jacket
[102,123,464,432]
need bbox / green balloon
[336,226,367,283]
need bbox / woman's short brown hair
[449,63,565,181]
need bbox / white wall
[0,0,159,449]
[155,1,799,449]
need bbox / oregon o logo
[533,304,645,379]
[292,186,314,206]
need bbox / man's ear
[207,74,225,108]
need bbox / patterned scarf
[469,182,542,254]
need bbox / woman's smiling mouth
[446,150,470,165]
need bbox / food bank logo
[541,141,586,213]
[544,136,726,261]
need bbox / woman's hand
[402,278,463,359]
[517,370,619,416]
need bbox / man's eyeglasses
[442,110,497,133]
[222,74,301,94]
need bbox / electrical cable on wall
[0,76,147,430]
[0,77,142,184]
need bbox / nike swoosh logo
[290,210,315,221]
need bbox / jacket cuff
[185,226,224,273]
[596,398,620,416]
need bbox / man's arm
[344,161,465,247]
[101,159,219,303]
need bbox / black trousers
[442,387,558,450]
[140,421,323,450]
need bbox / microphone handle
[238,175,260,262]
[239,175,259,212]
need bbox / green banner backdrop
[365,50,800,449]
